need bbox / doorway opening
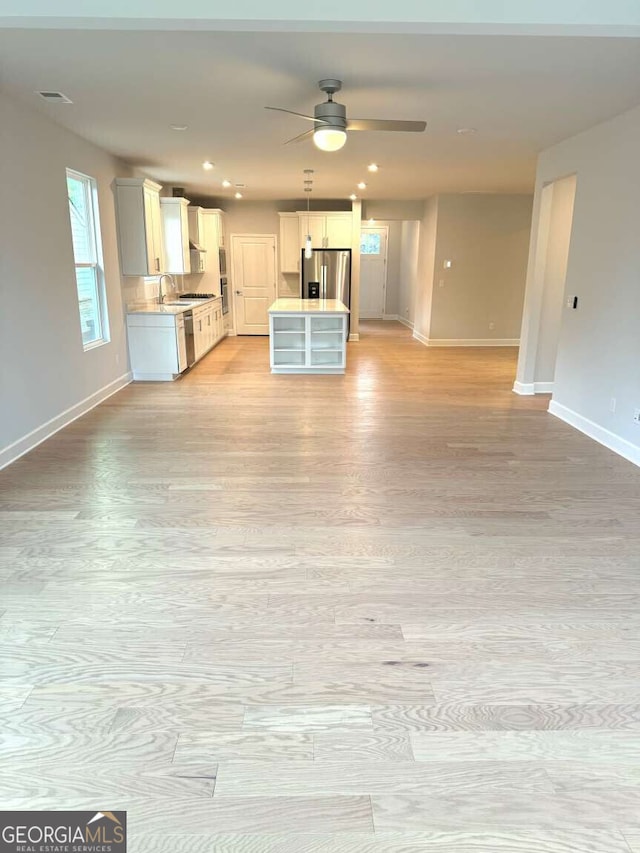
[358,225,388,319]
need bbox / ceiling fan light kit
[266,79,426,150]
[314,127,347,152]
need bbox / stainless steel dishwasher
[183,310,196,367]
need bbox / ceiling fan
[265,79,427,152]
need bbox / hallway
[1,322,640,852]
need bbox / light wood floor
[2,321,640,852]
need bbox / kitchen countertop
[269,298,349,314]
[127,295,221,315]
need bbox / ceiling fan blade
[347,119,427,132]
[284,128,315,145]
[265,106,328,124]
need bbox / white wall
[398,220,420,327]
[534,174,577,383]
[413,196,439,343]
[428,194,532,342]
[0,92,133,467]
[518,103,640,464]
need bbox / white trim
[0,371,132,471]
[549,400,640,468]
[513,380,555,395]
[413,333,519,347]
[429,338,520,347]
[397,316,414,330]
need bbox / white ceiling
[1,28,639,201]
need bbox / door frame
[358,225,389,319]
[230,233,278,335]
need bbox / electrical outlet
[438,279,445,288]
[610,397,616,413]
[634,409,640,424]
[489,321,495,331]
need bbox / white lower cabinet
[127,313,188,381]
[193,299,226,363]
[127,298,225,381]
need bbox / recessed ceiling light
[357,182,367,190]
[367,163,379,173]
[235,192,243,199]
[169,124,188,131]
[349,194,357,201]
[202,161,214,170]
[222,180,232,188]
[457,127,477,135]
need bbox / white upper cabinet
[296,211,353,251]
[298,213,327,251]
[324,213,353,248]
[160,197,191,275]
[279,213,300,273]
[114,178,165,276]
[188,206,207,273]
[200,210,224,280]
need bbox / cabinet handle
[208,316,211,326]
[199,320,202,332]
[155,257,160,272]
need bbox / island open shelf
[269,299,350,374]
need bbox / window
[66,169,109,349]
[360,232,382,255]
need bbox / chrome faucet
[158,273,174,304]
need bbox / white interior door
[359,227,388,318]
[231,235,277,335]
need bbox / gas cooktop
[179,293,216,299]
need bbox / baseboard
[549,400,640,468]
[382,314,399,321]
[429,338,520,347]
[0,371,132,471]
[413,333,519,348]
[397,316,414,330]
[348,333,360,342]
[513,380,554,396]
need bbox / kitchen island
[269,299,349,374]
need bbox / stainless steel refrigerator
[301,249,351,309]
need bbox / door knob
[235,290,243,295]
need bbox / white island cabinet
[269,299,349,375]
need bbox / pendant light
[303,169,314,259]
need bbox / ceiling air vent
[37,91,73,104]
